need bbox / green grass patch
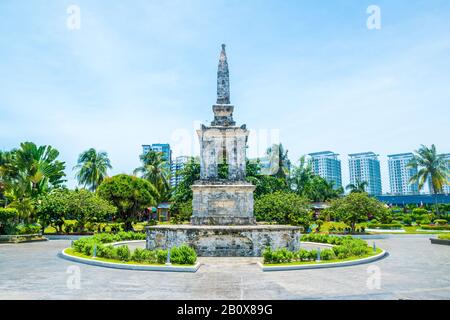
[438,234,450,240]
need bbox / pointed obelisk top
[217,44,230,104]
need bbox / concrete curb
[60,248,201,273]
[300,241,334,248]
[430,238,450,246]
[259,249,387,272]
[110,240,146,247]
[366,228,405,233]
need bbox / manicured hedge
[263,234,373,264]
[438,234,450,240]
[420,225,450,230]
[71,232,197,265]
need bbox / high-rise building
[308,151,342,189]
[387,153,419,195]
[170,156,191,188]
[348,152,382,195]
[142,144,172,166]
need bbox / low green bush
[438,234,450,240]
[14,223,41,235]
[320,249,336,260]
[157,249,169,264]
[97,244,116,259]
[434,219,448,226]
[0,208,18,234]
[264,234,372,264]
[71,234,196,265]
[170,245,197,265]
[116,245,131,261]
[420,225,450,230]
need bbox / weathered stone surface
[216,44,230,105]
[197,126,248,181]
[146,225,301,257]
[191,181,256,225]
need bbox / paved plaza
[0,235,449,300]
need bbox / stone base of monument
[191,181,257,226]
[145,225,301,257]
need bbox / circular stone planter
[60,240,200,273]
[259,242,387,272]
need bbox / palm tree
[73,148,112,191]
[13,142,66,197]
[407,144,449,213]
[134,150,170,203]
[290,156,314,195]
[265,143,291,179]
[2,142,66,222]
[346,180,368,193]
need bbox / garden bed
[59,232,199,272]
[61,247,200,272]
[261,234,387,271]
[0,234,47,243]
[259,248,386,271]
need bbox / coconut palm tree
[73,148,112,191]
[134,150,170,202]
[346,180,368,194]
[290,156,314,195]
[407,144,449,213]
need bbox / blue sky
[0,0,449,191]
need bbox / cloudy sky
[0,0,449,191]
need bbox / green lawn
[264,248,383,266]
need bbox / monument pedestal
[191,180,256,226]
[146,225,301,257]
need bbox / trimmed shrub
[170,245,197,265]
[263,247,294,264]
[434,219,448,226]
[97,244,116,259]
[420,225,450,230]
[131,248,147,263]
[14,223,41,235]
[156,249,168,264]
[116,245,131,261]
[320,249,336,261]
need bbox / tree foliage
[254,191,312,230]
[73,148,112,191]
[97,174,158,231]
[134,150,171,203]
[325,193,389,232]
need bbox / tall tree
[0,142,66,223]
[407,144,449,213]
[134,150,170,203]
[12,142,66,197]
[290,156,314,195]
[97,174,158,231]
[73,148,112,191]
[346,180,368,194]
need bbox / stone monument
[146,45,300,257]
[191,44,256,226]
